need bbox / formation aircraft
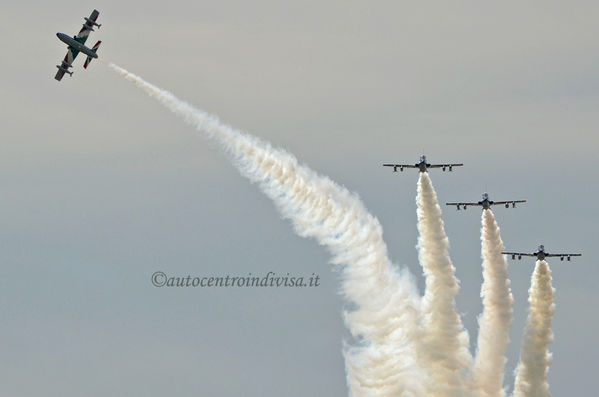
[503,245,582,262]
[383,155,463,173]
[54,9,102,81]
[446,192,527,210]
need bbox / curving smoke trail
[415,173,472,396]
[512,261,555,397]
[471,210,514,397]
[109,64,425,396]
[109,63,560,397]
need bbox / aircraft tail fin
[84,41,102,69]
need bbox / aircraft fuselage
[417,161,431,172]
[535,245,547,260]
[417,155,430,172]
[56,32,98,58]
[477,193,493,209]
[478,199,493,210]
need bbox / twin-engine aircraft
[55,9,102,81]
[503,245,582,262]
[383,155,463,173]
[446,192,527,210]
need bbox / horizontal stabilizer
[84,41,102,69]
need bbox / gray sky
[1,1,598,395]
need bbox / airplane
[54,9,102,81]
[446,192,527,210]
[383,155,463,173]
[503,245,582,262]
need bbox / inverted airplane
[503,245,582,262]
[383,155,463,173]
[446,192,527,210]
[54,9,102,81]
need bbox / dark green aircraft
[55,9,102,81]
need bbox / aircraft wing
[446,202,479,209]
[492,200,527,205]
[502,252,536,258]
[383,164,418,171]
[545,253,582,258]
[55,69,66,81]
[428,163,464,169]
[74,9,100,45]
[54,51,76,81]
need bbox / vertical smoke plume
[109,63,561,397]
[109,64,425,396]
[512,261,555,397]
[415,173,472,396]
[471,210,514,397]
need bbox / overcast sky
[1,1,598,396]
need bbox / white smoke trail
[415,173,472,396]
[512,261,555,397]
[109,63,425,396]
[471,209,514,397]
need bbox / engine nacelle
[449,166,453,171]
[85,17,101,28]
[442,167,446,171]
[567,256,571,261]
[518,255,522,260]
[505,203,509,208]
[560,257,564,261]
[400,167,404,172]
[56,65,73,76]
[512,254,516,260]
[512,203,516,208]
